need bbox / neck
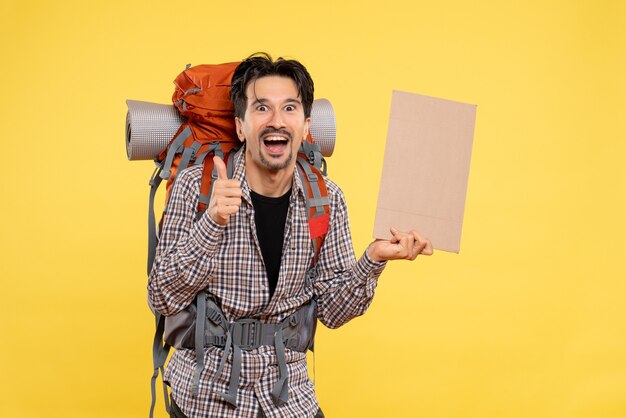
[245,156,294,198]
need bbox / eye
[257,105,268,112]
[284,105,296,111]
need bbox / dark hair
[230,52,314,120]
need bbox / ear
[235,117,246,142]
[303,117,311,140]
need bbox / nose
[267,109,286,129]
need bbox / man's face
[236,75,310,174]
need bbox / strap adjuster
[284,337,298,350]
[206,334,227,346]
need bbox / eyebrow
[250,97,302,107]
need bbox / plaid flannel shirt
[148,147,386,418]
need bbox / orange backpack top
[158,62,240,203]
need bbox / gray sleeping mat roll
[126,99,336,161]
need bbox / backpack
[126,62,335,416]
[147,62,241,275]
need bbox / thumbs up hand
[208,156,242,225]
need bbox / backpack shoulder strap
[147,164,164,276]
[160,126,193,180]
[295,155,330,264]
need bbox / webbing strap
[220,344,241,406]
[270,326,289,406]
[295,163,312,215]
[196,142,223,218]
[213,146,225,165]
[296,157,325,217]
[209,146,225,199]
[178,141,202,175]
[150,313,171,418]
[192,292,207,398]
[148,164,163,276]
[195,149,211,165]
[307,197,331,208]
[184,88,201,96]
[198,194,210,205]
[209,330,232,397]
[227,149,236,178]
[160,126,192,180]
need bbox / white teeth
[264,136,287,142]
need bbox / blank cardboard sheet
[373,91,477,253]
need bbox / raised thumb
[213,155,228,180]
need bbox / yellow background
[1,0,625,417]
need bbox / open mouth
[263,135,290,155]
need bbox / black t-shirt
[250,188,291,299]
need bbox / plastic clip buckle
[208,334,227,347]
[149,164,162,187]
[207,309,222,325]
[230,319,261,350]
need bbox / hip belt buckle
[229,319,262,350]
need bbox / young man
[148,53,433,418]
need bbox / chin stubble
[257,127,295,170]
[259,147,294,170]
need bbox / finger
[411,230,434,256]
[391,227,414,254]
[389,227,400,244]
[213,155,228,180]
[402,233,421,260]
[217,197,243,207]
[399,235,411,258]
[412,241,427,259]
[221,205,240,215]
[421,240,434,255]
[214,181,243,197]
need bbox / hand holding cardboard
[373,91,477,253]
